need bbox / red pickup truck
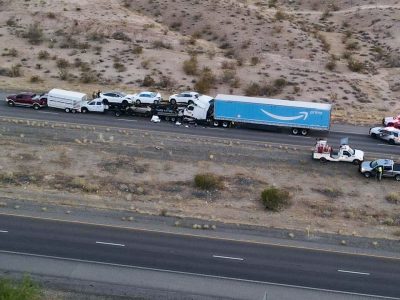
[6,92,47,110]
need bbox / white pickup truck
[80,99,107,113]
[312,138,364,165]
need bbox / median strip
[95,241,125,247]
[212,255,244,261]
[338,269,370,276]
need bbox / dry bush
[221,61,236,70]
[347,59,365,73]
[261,187,291,212]
[152,40,172,49]
[194,67,215,94]
[80,69,97,83]
[2,48,18,57]
[250,56,260,66]
[23,23,44,45]
[7,64,22,77]
[325,58,337,71]
[142,75,155,87]
[30,75,43,83]
[386,193,400,204]
[132,45,143,55]
[183,56,198,75]
[386,53,400,68]
[112,31,131,41]
[38,50,50,60]
[274,10,287,21]
[113,62,126,72]
[68,177,99,193]
[194,173,224,190]
[345,40,360,51]
[56,58,70,69]
[312,187,343,199]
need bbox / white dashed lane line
[212,255,244,261]
[0,230,8,233]
[95,241,125,247]
[338,269,370,276]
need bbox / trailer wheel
[7,100,15,107]
[395,175,400,181]
[213,120,220,127]
[72,109,76,114]
[171,117,176,122]
[352,159,361,165]
[165,116,170,121]
[300,129,308,136]
[115,111,121,117]
[136,100,141,106]
[154,100,159,105]
[65,108,70,113]
[222,121,230,128]
[363,172,371,178]
[291,128,299,135]
[81,107,88,114]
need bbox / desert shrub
[250,56,260,66]
[261,187,291,212]
[317,33,331,52]
[111,31,131,41]
[158,75,175,88]
[142,74,155,87]
[220,70,236,84]
[2,48,18,57]
[312,187,343,198]
[0,275,41,300]
[170,21,182,31]
[194,67,215,94]
[69,177,99,193]
[274,10,287,21]
[30,75,43,83]
[183,55,198,75]
[342,51,352,60]
[345,40,360,51]
[347,59,365,73]
[87,31,106,42]
[325,59,337,71]
[80,69,97,83]
[56,58,70,69]
[23,23,44,45]
[386,193,400,204]
[6,18,16,27]
[132,45,143,54]
[221,60,236,70]
[8,64,22,77]
[386,53,400,68]
[152,40,172,49]
[268,0,277,8]
[113,62,126,72]
[244,82,261,96]
[58,68,70,80]
[274,78,287,88]
[38,50,50,59]
[194,173,223,190]
[47,12,56,19]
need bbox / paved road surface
[0,101,398,156]
[0,215,399,298]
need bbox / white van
[47,88,87,113]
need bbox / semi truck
[184,94,332,135]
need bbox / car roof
[383,127,400,132]
[374,159,394,166]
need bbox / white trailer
[47,88,87,113]
[312,138,364,165]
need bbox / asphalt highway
[0,102,399,156]
[0,214,399,298]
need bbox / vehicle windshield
[348,148,355,155]
[370,160,379,168]
[150,93,156,97]
[119,92,127,97]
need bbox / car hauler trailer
[210,94,332,135]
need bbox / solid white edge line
[95,241,125,247]
[0,230,8,233]
[213,255,244,261]
[118,119,137,122]
[0,250,398,300]
[37,112,59,115]
[338,269,370,276]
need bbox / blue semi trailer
[184,94,332,135]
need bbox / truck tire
[33,104,40,110]
[213,120,220,127]
[395,175,400,181]
[136,100,141,105]
[170,99,176,105]
[7,100,15,107]
[320,157,327,163]
[291,128,299,135]
[371,133,377,138]
[154,100,159,105]
[300,129,308,136]
[65,108,70,113]
[363,172,371,178]
[115,111,121,117]
[171,117,176,122]
[165,116,170,121]
[122,100,128,106]
[222,121,230,128]
[352,159,361,165]
[81,107,88,113]
[389,139,395,145]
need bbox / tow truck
[312,138,364,165]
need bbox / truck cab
[183,95,213,122]
[313,138,364,165]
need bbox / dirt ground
[0,0,399,125]
[0,117,399,240]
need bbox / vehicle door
[95,101,104,112]
[383,165,393,178]
[341,150,352,162]
[87,101,97,112]
[15,94,25,105]
[176,93,184,102]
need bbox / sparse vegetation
[30,75,43,83]
[23,23,44,45]
[261,187,291,212]
[38,50,50,60]
[194,173,223,190]
[194,67,215,93]
[0,275,41,300]
[386,193,400,204]
[347,58,365,73]
[183,55,198,75]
